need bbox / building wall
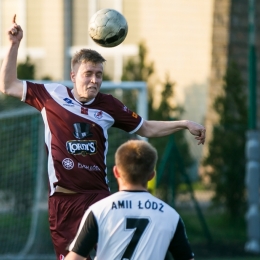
[0,0,65,80]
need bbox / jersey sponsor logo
[73,122,93,139]
[78,163,101,171]
[66,140,97,156]
[94,110,103,119]
[63,98,74,106]
[123,105,129,112]
[62,158,74,170]
[132,112,138,118]
[81,107,88,115]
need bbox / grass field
[177,207,260,260]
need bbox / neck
[71,89,95,104]
[119,183,147,191]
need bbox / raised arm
[136,119,206,145]
[0,15,24,98]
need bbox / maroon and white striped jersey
[22,81,143,195]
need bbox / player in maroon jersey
[0,16,205,260]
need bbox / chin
[81,94,96,102]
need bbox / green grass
[178,209,246,244]
[176,208,260,259]
[0,210,54,255]
[0,213,32,253]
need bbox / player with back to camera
[0,16,204,260]
[65,140,195,260]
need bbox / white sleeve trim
[21,81,27,102]
[129,117,144,134]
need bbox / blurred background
[0,0,259,259]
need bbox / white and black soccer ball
[88,8,128,48]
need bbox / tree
[121,41,154,111]
[148,74,190,163]
[121,42,194,199]
[17,56,35,80]
[149,75,194,199]
[121,41,154,81]
[0,56,37,213]
[203,62,248,218]
[0,56,35,111]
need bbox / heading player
[0,15,203,259]
[65,140,195,260]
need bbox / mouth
[87,86,97,91]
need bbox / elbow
[0,83,10,95]
[136,121,154,138]
[0,84,7,95]
[0,79,22,96]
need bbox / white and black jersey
[68,191,194,260]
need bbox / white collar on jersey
[71,89,96,105]
[121,190,148,193]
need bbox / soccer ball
[88,9,128,48]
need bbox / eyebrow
[84,70,103,73]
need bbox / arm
[136,119,206,145]
[0,15,23,98]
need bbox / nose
[91,75,97,83]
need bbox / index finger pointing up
[13,14,16,24]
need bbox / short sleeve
[109,96,143,133]
[68,210,98,257]
[168,217,194,260]
[23,81,51,111]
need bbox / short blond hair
[71,49,106,70]
[115,140,158,186]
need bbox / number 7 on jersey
[121,217,150,259]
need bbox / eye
[85,72,92,77]
[96,72,102,78]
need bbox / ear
[71,71,76,83]
[113,166,120,179]
[147,171,155,181]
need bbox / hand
[8,14,23,43]
[187,120,206,145]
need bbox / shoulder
[149,193,179,215]
[96,92,119,103]
[44,82,69,92]
[89,192,121,213]
[25,80,45,89]
[92,92,128,114]
[26,81,69,92]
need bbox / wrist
[183,120,190,129]
[10,41,20,47]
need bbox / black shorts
[48,191,110,260]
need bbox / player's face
[71,61,103,102]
